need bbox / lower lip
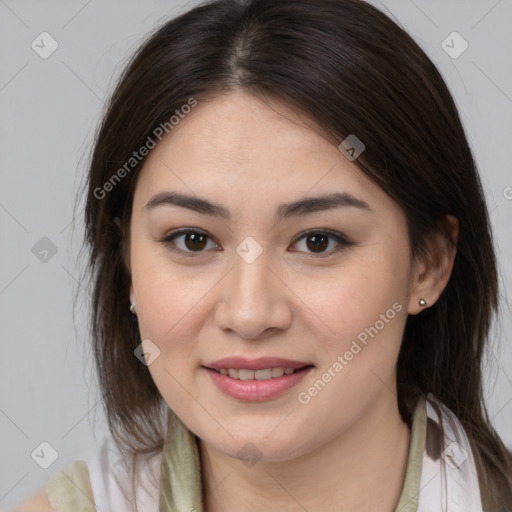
[203,366,314,401]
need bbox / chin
[204,432,309,465]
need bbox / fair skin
[129,92,458,511]
[16,92,458,511]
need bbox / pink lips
[202,356,314,401]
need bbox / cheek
[130,244,208,413]
[290,249,409,433]
[133,262,204,346]
[130,238,221,374]
[130,237,183,342]
[304,243,410,366]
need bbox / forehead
[133,92,394,218]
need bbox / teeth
[216,367,301,380]
[271,367,285,378]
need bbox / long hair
[81,0,512,507]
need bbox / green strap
[158,400,428,512]
[47,397,496,512]
[44,460,96,512]
[159,412,204,512]
[394,396,427,511]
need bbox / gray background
[1,0,511,508]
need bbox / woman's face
[129,92,416,462]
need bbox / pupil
[186,233,207,251]
[307,234,328,252]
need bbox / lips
[203,363,314,401]
[204,356,313,371]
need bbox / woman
[14,0,512,510]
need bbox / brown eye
[305,233,330,253]
[291,230,352,256]
[159,229,220,257]
[159,228,351,258]
[183,232,208,251]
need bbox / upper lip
[204,357,314,371]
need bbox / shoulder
[13,437,163,512]
[12,458,95,512]
[12,489,53,512]
[45,460,95,511]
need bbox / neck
[199,391,411,512]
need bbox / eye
[158,228,220,257]
[290,229,352,256]
[158,228,351,258]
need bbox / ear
[407,214,459,315]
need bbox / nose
[214,245,293,340]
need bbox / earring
[419,298,427,307]
[130,302,137,315]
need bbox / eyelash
[157,228,352,258]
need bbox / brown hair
[81,0,512,507]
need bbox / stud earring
[419,298,427,307]
[130,302,137,315]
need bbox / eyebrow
[144,191,371,221]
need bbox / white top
[43,395,489,512]
[86,435,162,511]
